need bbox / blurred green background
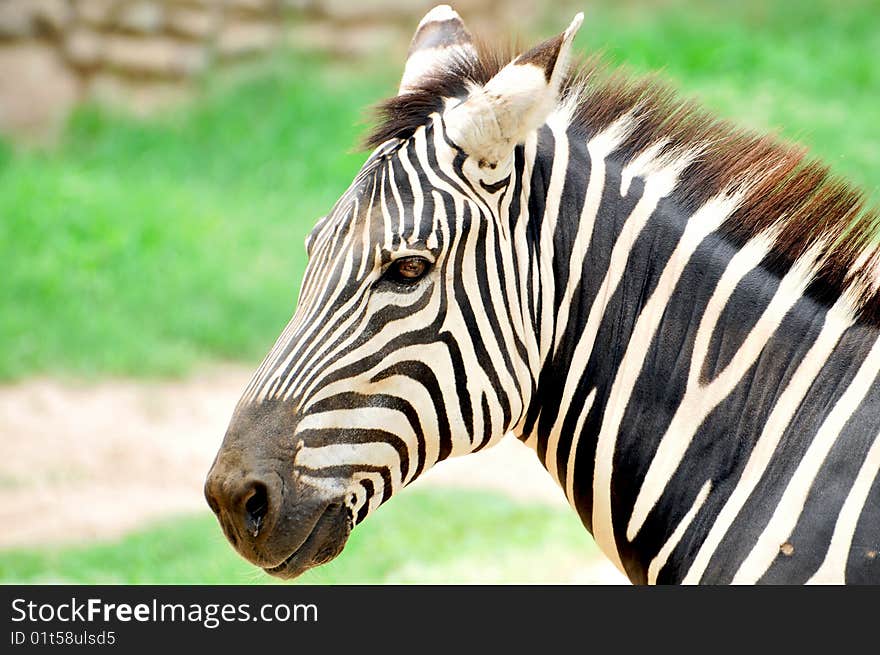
[1,0,878,584]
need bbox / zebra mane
[365,41,880,327]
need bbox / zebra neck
[511,121,674,564]
[510,121,880,584]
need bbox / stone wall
[0,0,534,141]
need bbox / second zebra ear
[399,5,476,94]
[444,13,583,169]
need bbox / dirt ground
[0,365,627,583]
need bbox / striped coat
[205,5,880,584]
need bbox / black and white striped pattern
[226,6,880,584]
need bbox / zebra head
[205,6,583,578]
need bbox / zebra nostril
[244,482,269,538]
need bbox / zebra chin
[261,500,353,579]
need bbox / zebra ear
[444,13,584,169]
[399,5,477,95]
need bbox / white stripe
[807,427,880,584]
[379,166,393,248]
[537,118,569,366]
[551,128,616,353]
[357,179,378,279]
[648,480,712,584]
[398,144,424,242]
[515,131,542,398]
[298,443,397,489]
[732,332,880,583]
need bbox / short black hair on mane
[364,34,880,326]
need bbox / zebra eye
[387,256,430,283]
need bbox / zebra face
[205,5,582,579]
[205,121,526,579]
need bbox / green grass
[0,0,877,380]
[0,490,599,584]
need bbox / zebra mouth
[263,501,352,579]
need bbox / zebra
[205,5,880,584]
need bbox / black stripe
[371,361,454,462]
[306,392,428,480]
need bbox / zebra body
[205,5,880,584]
